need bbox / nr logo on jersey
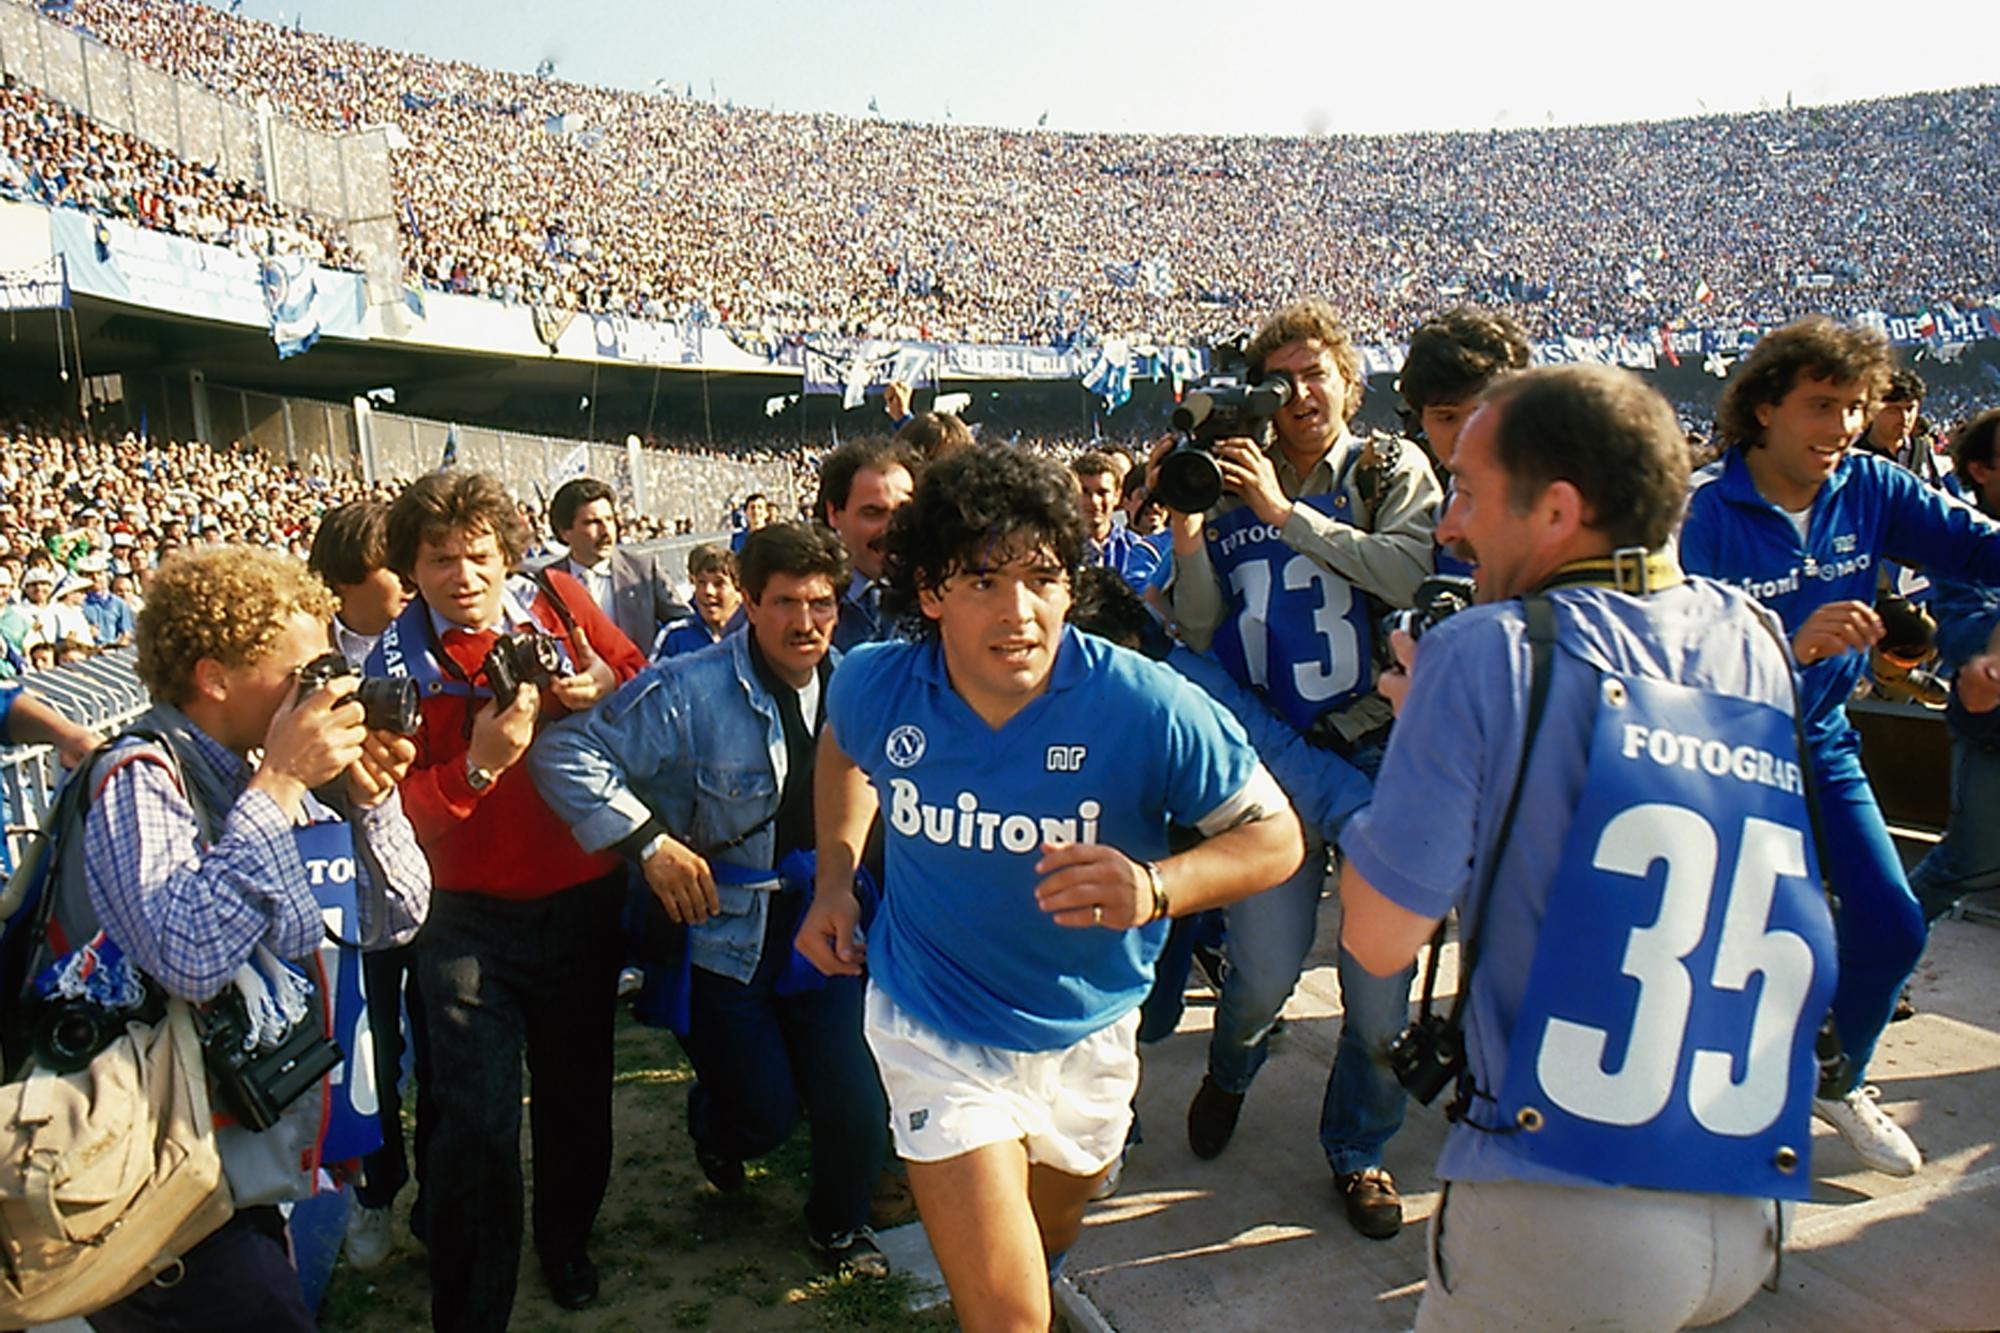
[1046,745,1088,772]
[886,724,927,768]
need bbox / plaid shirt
[84,722,431,1002]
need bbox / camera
[296,651,421,735]
[196,991,344,1133]
[1374,574,1477,672]
[1385,1012,1465,1106]
[1154,345,1294,514]
[482,628,565,711]
[31,998,127,1074]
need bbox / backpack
[0,730,233,1323]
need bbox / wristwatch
[464,754,498,792]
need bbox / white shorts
[863,982,1140,1178]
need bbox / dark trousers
[418,874,622,1333]
[88,1206,313,1333]
[356,938,430,1217]
[677,894,885,1242]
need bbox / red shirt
[397,570,646,900]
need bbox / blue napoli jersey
[1206,494,1375,730]
[828,627,1268,1052]
[1680,448,2000,742]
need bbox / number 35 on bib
[1495,673,1838,1200]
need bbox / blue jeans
[1318,945,1416,1176]
[1815,729,1927,1091]
[1909,735,2000,924]
[678,894,885,1242]
[1138,909,1225,1045]
[1206,827,1327,1093]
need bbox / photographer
[1341,366,1825,1329]
[1153,300,1441,1238]
[307,498,422,1269]
[76,547,431,1331]
[368,471,647,1329]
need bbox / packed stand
[33,0,2000,349]
[0,74,357,267]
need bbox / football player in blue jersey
[1680,317,2000,1177]
[1154,299,1443,1237]
[797,447,1302,1333]
[1345,365,1831,1329]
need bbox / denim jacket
[530,633,829,983]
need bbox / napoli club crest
[885,724,926,768]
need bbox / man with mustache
[819,438,918,651]
[533,523,891,1278]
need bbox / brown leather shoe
[1338,1167,1403,1240]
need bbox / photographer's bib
[1493,672,1836,1199]
[294,821,381,1162]
[1206,492,1373,730]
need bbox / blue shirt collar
[1719,443,1856,512]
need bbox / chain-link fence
[0,0,396,281]
[205,385,797,529]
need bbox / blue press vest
[1206,491,1374,730]
[293,821,381,1163]
[1492,671,1837,1199]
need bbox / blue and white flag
[549,441,590,488]
[0,255,69,311]
[261,255,321,359]
[1082,341,1133,412]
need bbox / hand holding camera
[258,670,370,813]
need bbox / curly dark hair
[1715,316,1892,449]
[1398,306,1532,413]
[880,446,1087,638]
[385,470,532,575]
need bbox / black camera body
[1155,349,1295,514]
[483,629,564,711]
[196,992,344,1132]
[32,997,131,1074]
[296,651,421,735]
[1374,574,1477,672]
[1385,1012,1466,1106]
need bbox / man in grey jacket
[541,477,689,654]
[1155,298,1442,1238]
[531,523,888,1278]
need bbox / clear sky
[217,0,1994,138]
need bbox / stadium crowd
[23,0,2000,348]
[0,75,355,267]
[0,409,813,677]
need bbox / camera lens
[35,1001,111,1073]
[1155,446,1224,515]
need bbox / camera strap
[1424,593,1558,1110]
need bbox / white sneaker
[1813,1085,1922,1177]
[344,1201,394,1270]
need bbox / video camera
[296,652,421,735]
[1153,343,1294,514]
